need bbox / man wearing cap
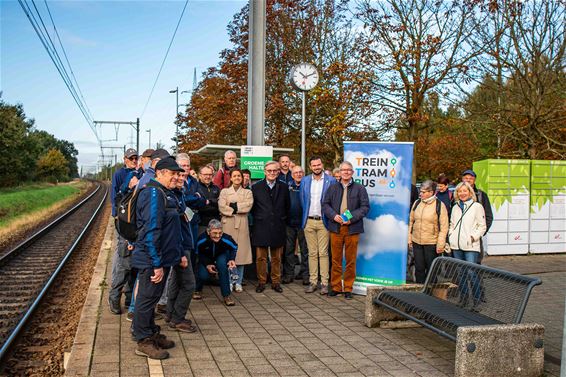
[108,148,141,315]
[139,149,155,172]
[461,169,493,261]
[131,156,184,360]
[137,148,170,189]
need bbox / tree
[469,0,566,159]
[37,149,70,182]
[356,0,484,142]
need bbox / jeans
[452,249,481,305]
[133,267,170,341]
[167,256,196,323]
[413,243,439,284]
[195,253,231,297]
[232,265,244,285]
[109,235,133,306]
[284,226,308,279]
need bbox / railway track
[0,181,108,362]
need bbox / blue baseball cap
[462,169,476,178]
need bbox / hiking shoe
[320,285,328,295]
[234,284,243,292]
[305,284,317,293]
[156,304,167,314]
[108,297,121,315]
[344,292,353,300]
[255,284,266,293]
[328,290,340,297]
[126,311,134,322]
[169,319,197,333]
[135,338,169,360]
[152,333,175,349]
[224,295,236,306]
[193,291,202,300]
[272,284,283,293]
[302,277,310,285]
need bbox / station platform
[64,218,564,377]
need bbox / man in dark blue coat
[131,156,184,360]
[282,165,309,284]
[108,148,140,315]
[251,161,290,293]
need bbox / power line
[43,0,93,121]
[139,0,189,120]
[17,0,97,138]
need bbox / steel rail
[0,182,108,361]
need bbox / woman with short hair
[408,180,449,283]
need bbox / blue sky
[1,0,246,173]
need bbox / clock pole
[301,91,306,169]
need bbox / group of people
[408,170,493,301]
[109,148,370,360]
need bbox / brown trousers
[256,246,283,285]
[330,226,359,293]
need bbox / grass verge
[0,181,91,249]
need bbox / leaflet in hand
[341,209,353,222]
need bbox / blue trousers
[452,250,481,305]
[195,253,231,297]
[133,267,170,341]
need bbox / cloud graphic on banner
[358,214,408,259]
[345,149,411,206]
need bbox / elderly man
[300,156,335,295]
[132,156,184,360]
[137,148,170,188]
[322,161,369,299]
[197,165,221,236]
[282,165,309,284]
[213,150,238,189]
[251,161,290,293]
[108,148,140,315]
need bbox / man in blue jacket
[300,156,335,295]
[322,161,369,299]
[283,165,309,284]
[131,156,184,360]
[108,148,140,315]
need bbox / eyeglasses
[201,173,213,177]
[127,156,138,161]
[265,169,279,173]
[340,169,353,172]
[420,190,431,194]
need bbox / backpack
[411,198,442,229]
[115,181,165,242]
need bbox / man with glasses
[197,165,221,236]
[251,161,290,293]
[109,148,140,315]
[132,156,185,359]
[322,161,369,299]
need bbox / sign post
[344,141,414,294]
[240,145,273,179]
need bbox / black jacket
[288,180,303,228]
[322,180,370,234]
[251,179,290,247]
[196,232,237,267]
[197,181,221,227]
[474,186,493,233]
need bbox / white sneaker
[234,284,243,292]
[230,284,234,292]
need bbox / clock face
[291,63,319,91]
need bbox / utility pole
[169,87,179,152]
[247,0,266,146]
[146,129,152,149]
[94,120,140,153]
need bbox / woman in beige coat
[408,180,449,283]
[218,169,253,292]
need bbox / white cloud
[358,214,408,259]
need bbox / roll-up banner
[344,141,414,295]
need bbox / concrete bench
[365,257,544,377]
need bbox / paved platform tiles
[66,227,564,377]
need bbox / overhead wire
[139,0,189,119]
[17,0,98,140]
